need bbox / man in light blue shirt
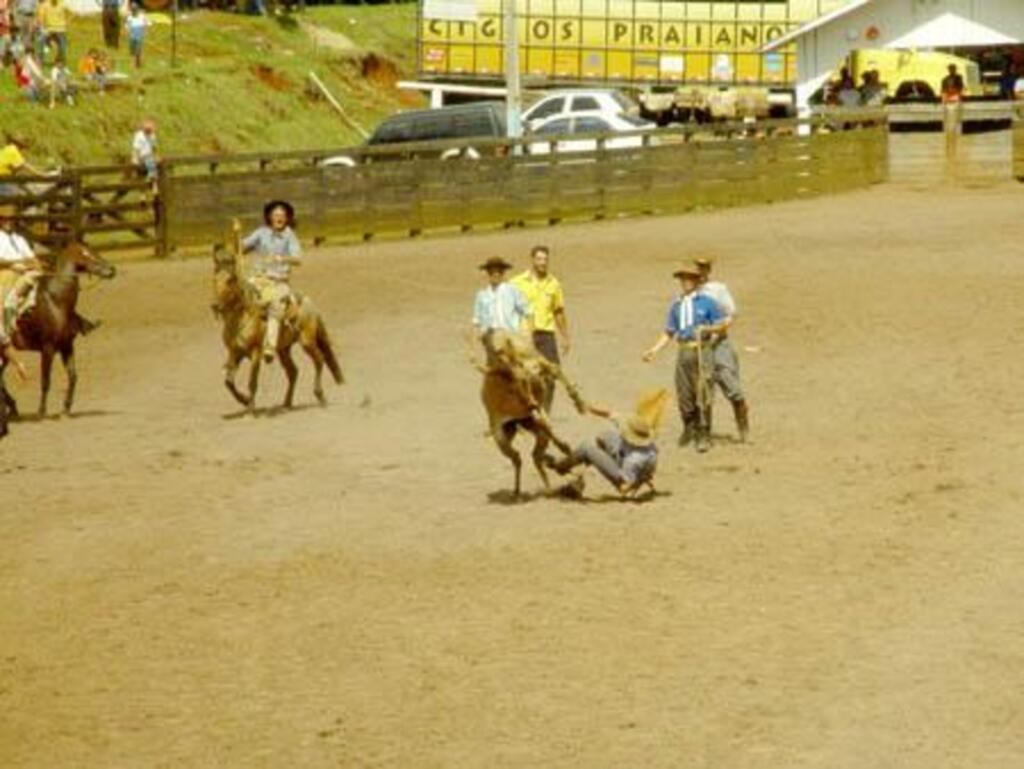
[238,200,302,363]
[472,256,530,336]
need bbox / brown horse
[478,330,587,496]
[211,246,344,414]
[7,242,116,417]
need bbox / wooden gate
[0,167,159,257]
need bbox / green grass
[0,4,422,167]
[305,3,418,72]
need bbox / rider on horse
[240,200,302,363]
[0,206,42,353]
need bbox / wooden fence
[160,114,888,252]
[1,114,886,258]
[0,166,157,256]
[884,101,1024,186]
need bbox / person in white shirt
[472,256,530,337]
[0,208,41,366]
[131,117,158,183]
[694,257,749,443]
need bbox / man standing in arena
[512,245,570,411]
[694,257,749,443]
[642,265,725,453]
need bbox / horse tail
[316,318,344,385]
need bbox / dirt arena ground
[2,184,1023,768]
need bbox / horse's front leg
[60,346,77,415]
[39,346,54,417]
[246,355,261,415]
[279,346,298,409]
[223,349,250,406]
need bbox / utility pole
[503,0,522,138]
[171,0,179,68]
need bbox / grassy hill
[0,3,421,167]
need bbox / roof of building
[761,0,876,52]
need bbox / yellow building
[419,0,856,88]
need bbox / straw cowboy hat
[263,200,296,225]
[693,256,715,270]
[621,414,655,447]
[479,256,513,272]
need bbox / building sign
[419,0,857,86]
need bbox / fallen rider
[546,392,666,498]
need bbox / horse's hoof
[315,392,327,407]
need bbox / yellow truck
[844,49,982,100]
[415,0,856,121]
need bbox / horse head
[211,244,243,315]
[58,242,117,280]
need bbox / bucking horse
[477,329,587,497]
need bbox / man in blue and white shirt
[643,264,725,452]
[472,256,530,336]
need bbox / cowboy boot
[678,415,696,447]
[695,408,712,453]
[544,453,577,475]
[74,313,101,336]
[732,400,750,443]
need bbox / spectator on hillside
[12,49,46,100]
[97,0,121,48]
[0,0,12,64]
[36,0,69,65]
[47,61,74,107]
[125,3,148,68]
[13,0,37,52]
[0,136,46,195]
[78,47,108,90]
[131,118,159,185]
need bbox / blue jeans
[43,31,67,64]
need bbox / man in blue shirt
[643,265,726,452]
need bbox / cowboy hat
[672,265,701,279]
[621,414,655,447]
[263,200,296,225]
[479,256,513,272]
[693,256,715,269]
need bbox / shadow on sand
[13,409,116,424]
[221,402,323,421]
[487,484,672,506]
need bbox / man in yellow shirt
[37,0,70,65]
[0,138,45,196]
[512,244,571,411]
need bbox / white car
[521,89,637,131]
[526,113,656,155]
